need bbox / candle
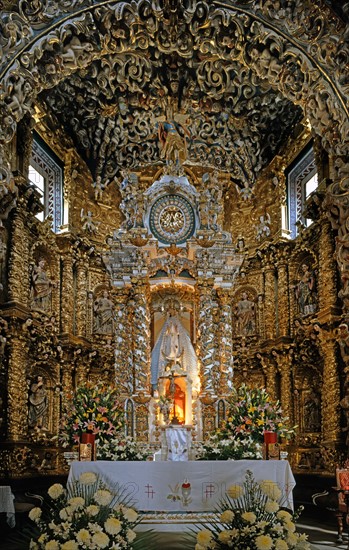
[264,431,277,444]
[81,433,96,444]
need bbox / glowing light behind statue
[151,315,200,425]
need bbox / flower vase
[79,433,97,461]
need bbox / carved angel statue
[92,176,106,201]
[81,209,99,234]
[256,213,271,240]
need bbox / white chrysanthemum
[255,534,273,550]
[48,483,64,500]
[94,489,112,506]
[68,496,85,510]
[104,517,122,535]
[38,534,47,543]
[61,541,79,550]
[277,510,293,522]
[265,500,280,513]
[294,536,311,549]
[242,511,257,523]
[86,504,99,516]
[59,507,72,521]
[122,507,138,523]
[286,532,298,546]
[79,471,97,485]
[76,529,91,545]
[29,507,42,522]
[220,509,235,523]
[218,529,237,543]
[226,484,244,499]
[44,541,59,550]
[284,520,296,533]
[91,531,110,548]
[197,529,213,545]
[127,529,137,542]
[29,541,39,550]
[275,540,288,550]
[259,480,282,501]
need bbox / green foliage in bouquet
[59,381,125,447]
[197,384,295,460]
[192,470,310,550]
[28,472,157,549]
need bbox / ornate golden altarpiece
[0,0,348,478]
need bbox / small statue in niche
[30,258,55,313]
[303,389,321,432]
[94,290,114,335]
[28,375,48,432]
[295,262,317,316]
[235,292,256,336]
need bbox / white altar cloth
[68,460,295,512]
[0,486,15,527]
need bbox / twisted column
[131,281,150,393]
[217,289,233,394]
[197,281,217,394]
[114,289,133,395]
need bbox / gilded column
[8,205,30,304]
[7,331,29,440]
[276,249,290,337]
[257,354,277,402]
[131,280,150,393]
[75,256,88,337]
[273,349,294,425]
[217,289,233,394]
[263,255,276,340]
[318,217,337,313]
[60,251,74,334]
[318,327,341,444]
[75,352,88,387]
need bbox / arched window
[287,143,318,239]
[28,132,64,233]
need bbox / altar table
[68,460,295,512]
[0,486,15,527]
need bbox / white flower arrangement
[193,470,310,550]
[28,471,152,549]
[96,434,152,461]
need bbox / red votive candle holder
[264,431,277,444]
[81,433,96,444]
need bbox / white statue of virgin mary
[151,315,198,392]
